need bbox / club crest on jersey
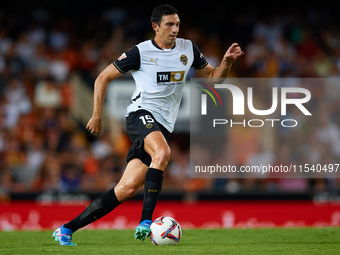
[118,53,127,61]
[180,54,188,66]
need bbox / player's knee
[115,184,139,201]
[124,187,139,200]
[152,146,171,168]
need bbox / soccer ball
[150,216,182,245]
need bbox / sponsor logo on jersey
[118,53,127,61]
[180,54,188,66]
[157,71,185,84]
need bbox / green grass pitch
[1,228,340,255]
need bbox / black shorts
[126,109,171,166]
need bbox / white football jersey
[113,38,207,132]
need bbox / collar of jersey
[152,39,176,51]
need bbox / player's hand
[86,116,102,135]
[224,43,244,64]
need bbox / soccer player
[52,4,243,245]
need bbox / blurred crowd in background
[1,2,340,199]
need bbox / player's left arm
[196,43,244,79]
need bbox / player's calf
[138,168,164,226]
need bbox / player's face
[154,14,180,48]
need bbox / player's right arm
[87,46,140,135]
[86,64,122,135]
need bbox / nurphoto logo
[190,78,338,179]
[199,83,312,128]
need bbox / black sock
[140,168,164,223]
[64,187,121,232]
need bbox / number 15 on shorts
[139,115,154,125]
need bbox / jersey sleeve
[113,46,140,74]
[191,42,208,69]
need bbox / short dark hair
[151,4,178,25]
